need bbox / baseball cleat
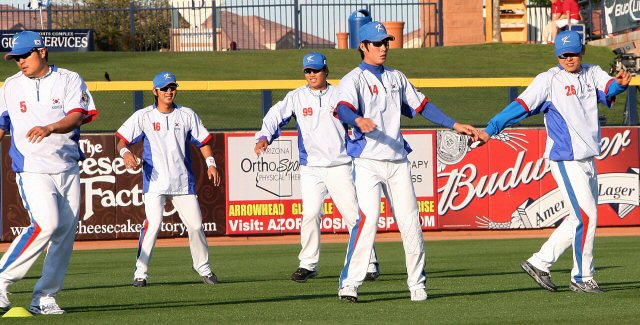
[0,284,11,312]
[521,261,557,292]
[338,286,358,303]
[133,278,147,287]
[570,279,604,293]
[291,268,317,283]
[202,272,218,285]
[29,302,65,315]
[364,271,380,281]
[410,288,428,301]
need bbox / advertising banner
[0,29,94,52]
[225,131,438,235]
[437,127,640,229]
[1,133,226,241]
[603,0,640,34]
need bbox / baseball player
[255,52,380,283]
[477,31,631,293]
[0,31,98,315]
[116,72,220,287]
[333,21,478,302]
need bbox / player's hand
[123,152,141,171]
[615,69,632,87]
[474,131,492,147]
[355,117,376,133]
[255,139,269,156]
[208,166,221,186]
[26,125,53,143]
[452,123,479,141]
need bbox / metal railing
[0,0,442,51]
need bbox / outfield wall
[1,127,638,241]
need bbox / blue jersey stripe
[546,104,575,161]
[557,161,585,282]
[0,175,39,272]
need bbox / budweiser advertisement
[437,127,639,230]
[224,131,438,235]
[1,133,226,241]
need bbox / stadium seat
[568,24,586,44]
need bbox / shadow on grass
[64,289,410,313]
[429,265,620,279]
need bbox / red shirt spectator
[552,0,563,16]
[563,0,581,21]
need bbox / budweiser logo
[437,130,634,215]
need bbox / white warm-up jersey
[255,84,351,167]
[0,65,98,173]
[116,104,213,194]
[518,65,615,161]
[335,66,427,161]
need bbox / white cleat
[0,284,11,312]
[29,302,66,315]
[338,285,358,303]
[411,288,428,301]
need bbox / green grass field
[1,44,636,131]
[4,236,639,323]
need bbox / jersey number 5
[303,107,313,116]
[20,101,27,113]
[565,85,577,96]
[153,122,161,131]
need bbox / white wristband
[205,156,217,168]
[119,147,131,158]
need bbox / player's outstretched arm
[26,111,84,143]
[255,137,269,156]
[117,139,141,170]
[200,144,220,186]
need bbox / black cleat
[202,272,218,285]
[133,278,147,287]
[570,279,605,293]
[364,271,380,281]
[291,268,317,283]
[521,261,557,292]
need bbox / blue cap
[303,52,327,70]
[555,31,583,57]
[3,31,44,61]
[359,21,395,43]
[153,72,178,88]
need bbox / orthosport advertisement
[224,131,438,235]
[0,134,227,241]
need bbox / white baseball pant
[135,193,212,280]
[0,167,80,306]
[339,158,426,291]
[527,158,598,282]
[298,163,378,272]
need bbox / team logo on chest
[51,98,63,110]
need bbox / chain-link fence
[1,0,442,51]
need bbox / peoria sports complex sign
[0,128,638,241]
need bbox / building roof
[203,11,334,50]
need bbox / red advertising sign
[437,127,640,229]
[1,133,227,241]
[224,131,438,235]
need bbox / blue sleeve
[606,79,628,99]
[420,102,455,129]
[485,101,530,136]
[0,112,9,132]
[336,104,360,127]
